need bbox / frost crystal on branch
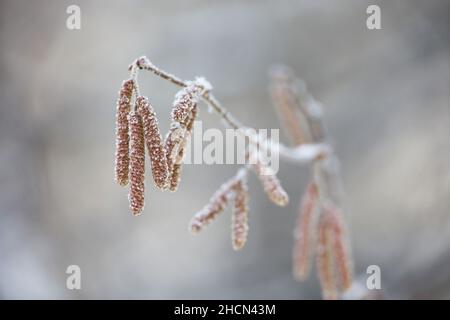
[136,96,169,190]
[128,111,145,215]
[115,79,134,186]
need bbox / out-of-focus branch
[271,66,353,299]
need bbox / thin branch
[133,56,243,130]
[131,56,326,165]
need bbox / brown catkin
[231,177,249,250]
[171,83,201,123]
[169,105,198,191]
[128,111,145,215]
[114,79,134,186]
[251,160,289,206]
[165,122,186,177]
[136,96,169,190]
[316,211,338,300]
[293,181,319,281]
[189,175,238,234]
[326,205,353,291]
[270,75,307,145]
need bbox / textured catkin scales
[189,176,237,234]
[293,181,319,280]
[169,106,198,191]
[231,178,249,251]
[251,160,289,206]
[114,79,134,186]
[128,112,145,215]
[165,122,186,179]
[171,84,201,123]
[136,96,169,190]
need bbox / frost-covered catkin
[251,160,289,206]
[171,83,202,123]
[293,181,319,281]
[128,111,145,215]
[169,106,198,191]
[165,123,186,180]
[136,96,169,190]
[189,176,237,234]
[317,212,338,300]
[231,176,249,251]
[115,79,134,186]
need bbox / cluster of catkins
[115,75,289,251]
[292,181,352,299]
[189,158,289,251]
[114,78,205,215]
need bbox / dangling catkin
[171,83,201,123]
[316,211,338,300]
[189,174,240,234]
[325,205,353,291]
[250,160,289,206]
[169,105,198,191]
[231,174,249,251]
[114,79,134,186]
[136,96,169,190]
[270,69,307,146]
[165,122,186,177]
[293,181,319,281]
[128,111,145,215]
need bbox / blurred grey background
[0,0,449,299]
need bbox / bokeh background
[0,0,449,299]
